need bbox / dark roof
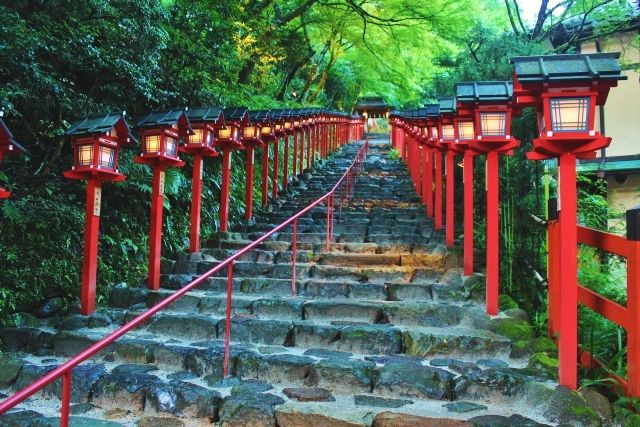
[270,109,287,120]
[424,103,440,117]
[509,53,626,83]
[222,107,248,122]
[66,112,131,136]
[455,82,513,103]
[355,97,389,109]
[249,110,271,121]
[438,97,457,114]
[0,116,26,153]
[187,107,224,124]
[136,108,190,128]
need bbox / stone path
[0,137,607,426]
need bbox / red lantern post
[242,110,267,222]
[424,105,440,219]
[183,107,222,253]
[64,112,135,313]
[217,108,248,231]
[0,111,27,199]
[135,109,190,290]
[511,53,625,389]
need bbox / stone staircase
[0,138,607,426]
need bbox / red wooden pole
[80,178,101,315]
[283,135,289,191]
[548,219,560,337]
[148,165,166,290]
[463,151,474,275]
[306,129,311,169]
[223,261,234,377]
[292,219,298,296]
[446,150,455,247]
[434,150,443,231]
[558,152,578,389]
[627,237,640,396]
[299,132,305,173]
[426,148,433,218]
[292,133,298,177]
[189,155,203,253]
[261,145,269,207]
[220,149,232,232]
[60,371,71,427]
[485,151,499,315]
[272,139,279,199]
[244,148,254,221]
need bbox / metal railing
[0,140,369,425]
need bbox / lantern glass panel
[165,137,178,156]
[442,124,455,140]
[431,127,439,139]
[243,126,255,138]
[550,97,589,132]
[458,121,474,140]
[190,129,204,144]
[78,144,94,166]
[275,124,282,131]
[218,127,232,139]
[261,126,272,135]
[206,130,213,146]
[99,145,116,169]
[284,122,292,130]
[145,135,161,153]
[480,112,507,136]
[294,120,300,127]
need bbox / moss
[499,294,519,310]
[532,336,558,356]
[489,318,533,341]
[527,352,559,380]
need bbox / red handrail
[0,140,369,424]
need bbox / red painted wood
[434,150,443,231]
[486,151,499,315]
[548,220,561,337]
[422,147,429,214]
[283,135,289,190]
[80,179,101,315]
[223,260,234,377]
[446,150,455,247]
[261,145,269,207]
[148,165,166,290]
[627,241,640,395]
[577,284,628,328]
[306,129,311,169]
[463,151,474,275]
[189,155,203,253]
[578,225,631,258]
[292,133,298,177]
[220,149,232,232]
[426,148,434,218]
[272,138,279,199]
[244,149,254,221]
[558,152,578,389]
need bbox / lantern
[136,108,191,166]
[510,53,626,390]
[0,110,27,199]
[64,111,136,314]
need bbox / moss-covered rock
[527,352,559,380]
[531,336,558,356]
[0,352,24,386]
[510,339,531,358]
[543,386,602,427]
[488,318,533,341]
[499,294,519,310]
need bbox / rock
[580,388,613,422]
[35,297,64,318]
[542,386,602,427]
[104,408,130,419]
[373,412,472,427]
[231,380,274,395]
[377,362,454,399]
[172,380,221,418]
[166,371,199,381]
[282,387,335,402]
[527,353,559,380]
[429,358,456,367]
[276,407,371,427]
[531,337,558,356]
[109,285,149,308]
[303,348,353,359]
[219,393,284,427]
[443,401,488,413]
[0,410,43,426]
[30,416,124,426]
[487,318,533,341]
[504,308,529,322]
[60,314,90,330]
[0,353,24,386]
[354,395,412,408]
[476,358,508,369]
[138,417,184,427]
[89,313,112,328]
[469,414,551,426]
[70,403,97,414]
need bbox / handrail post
[326,196,331,252]
[626,206,640,396]
[292,219,298,296]
[223,261,234,377]
[60,371,71,427]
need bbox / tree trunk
[238,60,256,85]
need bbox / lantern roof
[186,107,224,124]
[136,108,192,132]
[438,97,457,114]
[270,109,287,120]
[509,53,626,83]
[455,81,513,103]
[249,110,271,122]
[222,107,248,122]
[423,104,440,117]
[66,111,135,142]
[0,112,26,153]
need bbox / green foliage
[388,149,400,161]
